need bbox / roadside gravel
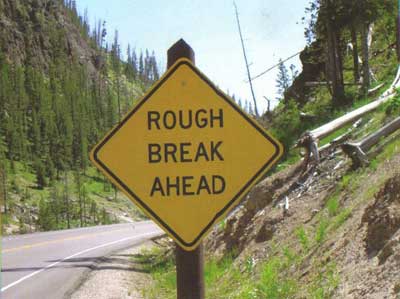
[70,242,152,299]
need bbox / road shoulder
[69,242,153,299]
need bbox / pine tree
[74,170,84,227]
[125,44,134,79]
[81,183,88,226]
[0,134,7,214]
[50,184,61,229]
[238,99,243,109]
[90,199,97,224]
[132,48,138,79]
[38,197,55,231]
[248,102,254,115]
[276,59,291,102]
[111,30,122,120]
[63,173,71,229]
[34,158,46,189]
[139,51,144,81]
[151,51,159,81]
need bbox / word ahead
[90,59,283,250]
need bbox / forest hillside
[0,0,160,233]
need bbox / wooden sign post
[167,39,205,299]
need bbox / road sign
[90,57,283,250]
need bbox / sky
[76,0,310,113]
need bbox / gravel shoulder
[69,242,154,299]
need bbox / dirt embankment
[207,146,400,298]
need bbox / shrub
[296,226,310,252]
[385,95,400,116]
[326,196,339,217]
[315,218,329,244]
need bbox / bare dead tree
[361,23,371,95]
[233,1,259,118]
[263,96,271,113]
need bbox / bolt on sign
[90,58,283,250]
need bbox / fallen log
[317,118,362,156]
[297,65,400,168]
[341,116,400,168]
[368,83,385,95]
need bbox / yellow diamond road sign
[90,58,283,250]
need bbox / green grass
[296,226,310,252]
[255,257,298,299]
[326,196,340,217]
[218,219,227,231]
[308,262,339,299]
[138,168,380,299]
[375,134,400,162]
[275,149,301,172]
[139,248,241,299]
[315,218,329,245]
[141,246,303,299]
[319,124,352,147]
[339,174,351,190]
[332,209,352,230]
[205,255,234,286]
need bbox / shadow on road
[1,255,151,273]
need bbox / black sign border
[93,60,282,248]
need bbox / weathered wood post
[167,39,205,299]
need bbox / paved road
[1,221,163,299]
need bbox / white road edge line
[1,231,161,292]
[2,221,152,242]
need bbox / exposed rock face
[362,174,400,258]
[285,39,326,106]
[0,0,98,74]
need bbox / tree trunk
[64,174,70,229]
[77,172,83,227]
[83,191,86,226]
[326,14,345,106]
[1,166,7,214]
[117,76,121,121]
[397,12,400,61]
[361,23,370,95]
[351,24,360,83]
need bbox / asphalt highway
[1,221,163,299]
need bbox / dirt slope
[207,138,400,298]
